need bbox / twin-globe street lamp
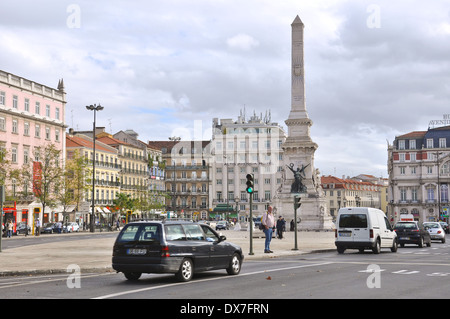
[86,104,104,232]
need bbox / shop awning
[213,204,235,212]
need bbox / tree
[58,149,91,221]
[32,144,64,221]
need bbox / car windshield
[394,222,417,229]
[423,223,439,228]
[117,224,161,243]
[339,214,367,228]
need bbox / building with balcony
[66,133,120,224]
[210,111,286,221]
[388,125,450,223]
[321,175,382,221]
[147,140,211,220]
[96,132,149,206]
[0,70,66,223]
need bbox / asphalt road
[1,235,448,302]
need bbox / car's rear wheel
[176,258,194,282]
[124,272,141,281]
[226,253,241,275]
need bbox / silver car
[423,222,446,243]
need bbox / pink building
[0,70,67,225]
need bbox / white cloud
[1,0,450,178]
[226,33,260,51]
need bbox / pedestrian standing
[262,206,275,253]
[6,220,13,238]
[35,218,40,236]
[276,216,285,239]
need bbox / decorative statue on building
[287,163,309,193]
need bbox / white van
[335,207,398,254]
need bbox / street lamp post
[86,104,104,233]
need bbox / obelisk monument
[274,15,333,230]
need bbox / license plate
[127,248,147,255]
[339,232,351,237]
[400,237,409,241]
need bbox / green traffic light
[246,187,253,194]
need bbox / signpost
[293,195,301,251]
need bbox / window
[12,119,18,133]
[55,107,60,120]
[11,146,17,163]
[35,124,40,138]
[24,122,29,136]
[441,184,448,203]
[117,225,160,243]
[55,129,60,142]
[339,214,368,228]
[426,138,433,148]
[439,138,446,148]
[13,95,18,109]
[409,139,416,149]
[24,148,29,164]
[400,187,407,201]
[398,140,405,150]
[0,117,5,131]
[24,99,29,112]
[165,224,186,241]
[411,187,418,202]
[0,92,5,105]
[45,127,50,140]
[427,187,435,201]
[35,102,40,115]
[183,224,204,241]
[46,105,50,117]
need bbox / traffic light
[294,196,301,210]
[246,174,254,194]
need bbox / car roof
[126,219,199,226]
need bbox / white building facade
[388,126,450,223]
[210,111,286,221]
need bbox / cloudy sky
[1,0,450,178]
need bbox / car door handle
[192,247,196,252]
[210,247,215,252]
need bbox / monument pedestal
[274,193,334,231]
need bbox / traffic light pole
[293,195,301,251]
[249,192,254,255]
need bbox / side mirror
[219,235,227,242]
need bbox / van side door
[381,216,396,247]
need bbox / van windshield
[339,214,368,228]
[117,224,161,243]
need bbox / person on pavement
[262,206,275,253]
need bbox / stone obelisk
[274,15,333,230]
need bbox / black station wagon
[112,220,244,282]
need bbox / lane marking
[93,262,333,299]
